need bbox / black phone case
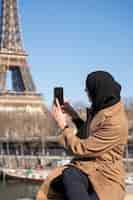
[54,87,64,105]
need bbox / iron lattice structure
[0,0,23,51]
[0,0,57,142]
[0,0,36,91]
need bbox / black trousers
[51,166,99,200]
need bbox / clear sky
[19,0,133,106]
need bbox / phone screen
[54,87,64,105]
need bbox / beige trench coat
[36,101,128,200]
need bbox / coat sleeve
[57,116,121,157]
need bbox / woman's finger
[56,98,61,110]
[52,105,58,117]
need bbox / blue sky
[19,0,133,106]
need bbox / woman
[36,71,128,200]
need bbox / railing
[0,90,42,96]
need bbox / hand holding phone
[52,87,67,129]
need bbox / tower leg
[19,67,36,92]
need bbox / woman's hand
[52,99,67,130]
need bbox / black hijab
[86,71,121,116]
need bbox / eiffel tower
[0,0,56,143]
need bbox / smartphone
[54,87,64,105]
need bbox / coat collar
[96,101,123,117]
